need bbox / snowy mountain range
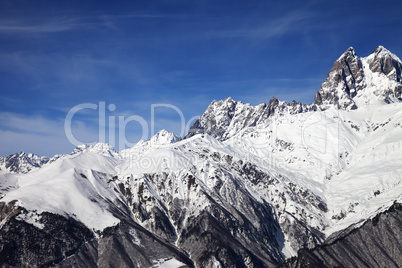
[0,46,401,267]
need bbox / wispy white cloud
[0,112,98,156]
[0,17,85,34]
[0,112,62,136]
[0,12,165,35]
[205,10,316,40]
[0,129,73,157]
[0,51,123,100]
[0,48,153,92]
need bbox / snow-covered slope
[1,152,122,231]
[225,103,402,236]
[0,143,121,175]
[0,46,402,267]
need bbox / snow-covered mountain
[0,152,61,174]
[0,143,121,174]
[185,97,313,141]
[0,46,401,267]
[186,46,402,142]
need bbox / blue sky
[1,0,402,156]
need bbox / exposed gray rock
[0,152,50,174]
[281,202,402,268]
[315,45,402,109]
[56,219,193,268]
[368,46,402,82]
[0,206,94,267]
[0,202,193,268]
[314,47,363,109]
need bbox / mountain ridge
[1,46,402,267]
[186,45,402,141]
[3,45,401,169]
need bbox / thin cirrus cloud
[205,10,315,40]
[0,18,84,34]
[0,111,94,138]
[0,112,63,135]
[0,13,165,35]
[0,112,99,156]
[0,50,130,98]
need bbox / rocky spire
[314,47,363,109]
[367,45,402,82]
[184,97,238,140]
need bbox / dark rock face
[118,171,285,267]
[314,47,363,109]
[185,97,240,140]
[0,202,193,268]
[281,202,402,268]
[0,209,94,267]
[368,46,402,82]
[178,210,276,267]
[315,46,402,109]
[56,220,194,268]
[367,46,402,101]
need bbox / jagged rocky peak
[366,45,402,82]
[314,47,363,109]
[185,97,239,140]
[268,96,279,107]
[207,97,238,124]
[0,151,50,174]
[314,45,402,109]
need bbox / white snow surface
[152,258,185,268]
[352,56,402,107]
[226,103,402,234]
[72,142,121,158]
[1,152,122,231]
[16,211,45,229]
[121,129,178,159]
